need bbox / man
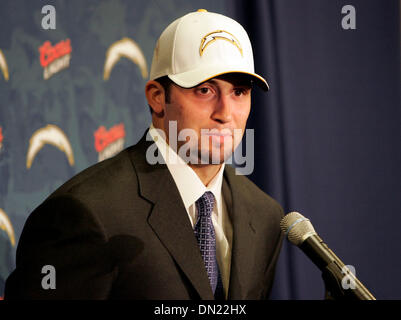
[5,9,283,299]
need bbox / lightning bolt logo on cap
[200,30,243,57]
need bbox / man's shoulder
[51,147,135,197]
[224,165,283,216]
[21,139,154,239]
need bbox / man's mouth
[202,128,232,136]
[202,129,233,144]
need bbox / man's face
[161,74,252,165]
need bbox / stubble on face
[161,75,251,167]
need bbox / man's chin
[175,140,234,165]
[197,148,233,165]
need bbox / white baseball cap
[149,9,269,91]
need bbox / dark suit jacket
[5,133,284,300]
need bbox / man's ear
[145,80,166,115]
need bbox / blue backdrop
[0,0,400,299]
[235,0,401,299]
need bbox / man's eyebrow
[235,83,252,87]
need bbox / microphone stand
[322,261,376,300]
[299,234,376,300]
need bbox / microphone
[280,212,376,300]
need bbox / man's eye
[234,88,246,96]
[199,87,210,94]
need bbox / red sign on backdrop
[94,123,125,153]
[39,39,72,68]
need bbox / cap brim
[168,65,269,91]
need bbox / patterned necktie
[194,191,224,299]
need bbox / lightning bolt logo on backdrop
[199,30,243,57]
[0,49,9,81]
[26,124,75,169]
[0,208,15,247]
[103,37,148,80]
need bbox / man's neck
[150,122,224,186]
[189,163,222,186]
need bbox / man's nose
[212,95,232,123]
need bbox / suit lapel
[223,166,258,300]
[128,133,214,299]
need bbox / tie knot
[195,191,215,218]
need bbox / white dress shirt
[148,124,233,298]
